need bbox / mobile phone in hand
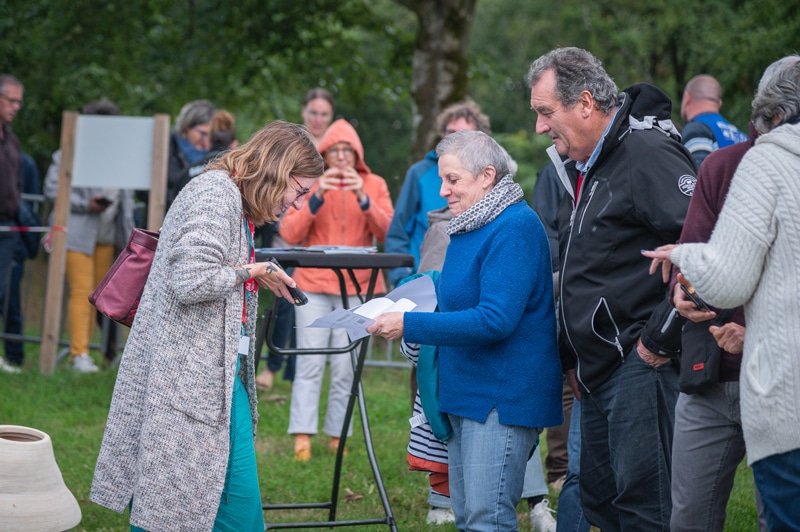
[288,284,308,306]
[268,257,308,306]
[95,197,113,207]
[680,284,712,312]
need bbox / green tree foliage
[0,0,415,189]
[2,0,799,198]
[468,0,800,193]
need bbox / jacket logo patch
[678,174,696,197]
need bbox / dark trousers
[3,258,24,365]
[265,293,296,381]
[580,347,679,531]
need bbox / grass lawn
[1,257,761,530]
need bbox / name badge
[238,335,251,356]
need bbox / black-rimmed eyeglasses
[291,175,311,199]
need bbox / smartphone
[268,257,308,306]
[680,284,712,312]
[95,197,113,207]
[288,284,309,306]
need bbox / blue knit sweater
[404,201,563,428]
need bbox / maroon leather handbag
[89,228,159,327]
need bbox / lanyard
[241,216,256,335]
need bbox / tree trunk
[395,0,477,162]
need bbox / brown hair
[206,121,323,225]
[436,98,491,136]
[209,110,236,148]
[303,87,335,109]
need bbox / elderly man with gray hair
[527,47,697,530]
[645,54,800,532]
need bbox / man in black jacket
[527,47,696,531]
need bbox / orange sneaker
[294,434,311,461]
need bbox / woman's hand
[315,167,345,199]
[234,261,298,302]
[641,244,678,283]
[366,312,405,341]
[339,166,366,202]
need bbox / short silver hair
[435,130,515,184]
[0,74,23,95]
[526,47,618,114]
[752,55,800,134]
[173,99,215,137]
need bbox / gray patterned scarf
[446,174,524,235]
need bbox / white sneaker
[0,357,21,373]
[426,507,456,525]
[71,353,99,373]
[530,499,557,532]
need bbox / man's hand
[566,368,581,401]
[709,323,745,354]
[673,273,716,322]
[636,338,671,367]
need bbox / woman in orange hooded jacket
[280,118,394,460]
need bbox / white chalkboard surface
[72,115,155,189]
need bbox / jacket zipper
[560,176,590,393]
[577,180,599,234]
[591,298,626,361]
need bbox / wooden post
[39,112,170,374]
[147,114,170,231]
[40,111,78,374]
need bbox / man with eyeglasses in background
[0,74,25,373]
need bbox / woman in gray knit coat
[90,121,323,531]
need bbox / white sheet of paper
[353,297,416,319]
[306,275,437,340]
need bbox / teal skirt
[132,366,263,531]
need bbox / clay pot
[0,425,82,531]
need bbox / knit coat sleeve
[164,172,244,305]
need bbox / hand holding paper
[306,275,437,340]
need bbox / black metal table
[253,249,414,531]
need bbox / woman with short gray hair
[369,131,562,531]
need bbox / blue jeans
[580,346,678,531]
[448,409,538,531]
[521,444,548,498]
[751,448,800,531]
[556,397,590,532]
